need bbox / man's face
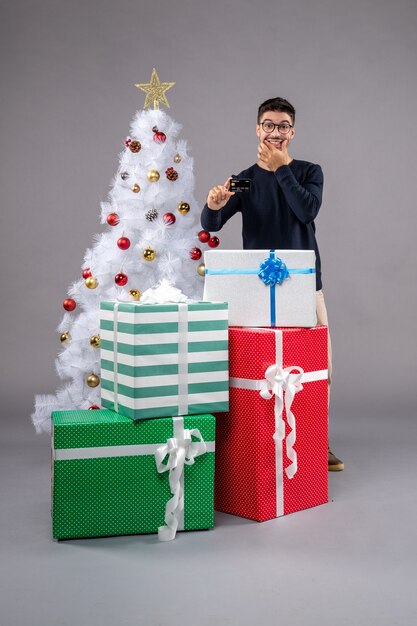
[256,110,295,150]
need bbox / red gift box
[215,326,328,522]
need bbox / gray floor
[1,411,416,626]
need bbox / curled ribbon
[259,365,304,478]
[155,427,207,541]
[258,255,290,287]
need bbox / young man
[201,97,344,471]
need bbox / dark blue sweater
[201,160,324,290]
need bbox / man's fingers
[209,187,221,203]
[207,178,237,205]
[259,141,271,157]
[210,180,231,201]
[209,184,232,205]
[218,185,228,201]
[258,147,267,161]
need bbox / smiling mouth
[267,138,284,147]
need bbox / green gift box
[100,301,229,420]
[52,409,216,541]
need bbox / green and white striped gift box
[100,301,229,420]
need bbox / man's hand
[257,139,292,171]
[207,177,235,211]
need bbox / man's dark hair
[257,97,296,125]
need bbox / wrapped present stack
[204,249,329,522]
[51,248,329,543]
[51,282,229,541]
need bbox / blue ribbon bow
[258,255,290,286]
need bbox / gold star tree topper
[135,68,175,110]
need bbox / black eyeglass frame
[260,121,294,134]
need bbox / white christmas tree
[32,69,218,433]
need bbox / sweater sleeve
[274,163,323,224]
[200,194,242,232]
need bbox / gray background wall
[1,3,417,626]
[1,0,416,421]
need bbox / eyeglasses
[261,121,293,134]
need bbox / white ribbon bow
[155,428,207,541]
[259,365,304,479]
[140,279,190,304]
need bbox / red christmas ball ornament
[117,237,131,250]
[63,298,76,312]
[198,230,210,243]
[163,212,176,225]
[153,131,167,143]
[190,247,202,260]
[82,268,92,279]
[107,213,120,226]
[88,405,100,410]
[115,272,128,286]
[208,236,220,248]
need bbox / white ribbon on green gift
[155,416,208,541]
[53,416,214,542]
[112,301,190,415]
[229,329,327,518]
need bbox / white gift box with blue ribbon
[203,249,316,328]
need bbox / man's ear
[256,124,261,139]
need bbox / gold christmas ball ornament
[85,276,98,289]
[132,183,141,193]
[197,263,206,277]
[174,153,182,164]
[86,374,100,388]
[177,201,190,215]
[143,246,156,261]
[60,331,71,343]
[147,169,160,182]
[129,289,141,300]
[90,335,101,348]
